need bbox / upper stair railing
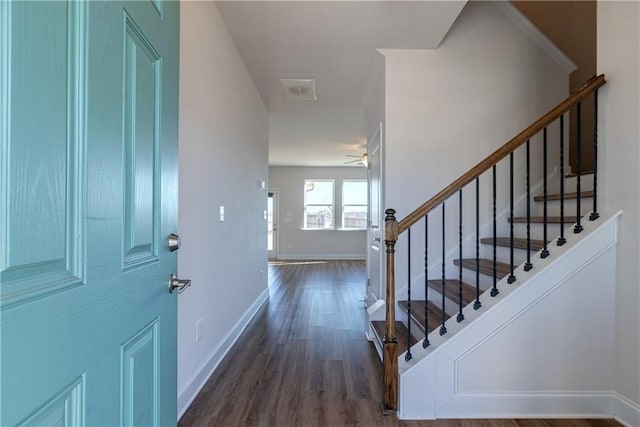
[381,74,606,412]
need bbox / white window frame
[303,179,335,230]
[342,179,368,230]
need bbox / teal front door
[1,1,180,425]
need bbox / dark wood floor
[179,260,620,427]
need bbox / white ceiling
[217,1,466,166]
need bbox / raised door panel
[121,319,160,427]
[123,12,161,272]
[16,376,85,427]
[1,1,85,308]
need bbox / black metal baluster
[574,102,583,233]
[423,214,429,348]
[474,177,481,309]
[558,115,567,246]
[507,153,516,283]
[440,203,447,335]
[541,128,550,258]
[524,140,533,271]
[457,190,464,322]
[590,90,599,221]
[406,228,412,361]
[491,166,499,297]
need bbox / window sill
[301,228,367,232]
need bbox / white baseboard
[399,392,640,427]
[276,253,366,260]
[400,391,640,422]
[432,392,614,420]
[615,393,640,427]
[177,287,270,420]
[400,391,615,420]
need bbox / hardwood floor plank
[427,279,476,305]
[533,190,594,201]
[509,216,578,223]
[481,237,546,251]
[398,300,451,334]
[454,258,512,279]
[565,170,594,178]
[179,260,621,427]
[371,319,418,354]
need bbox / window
[304,180,334,229]
[342,180,368,229]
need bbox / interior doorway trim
[268,188,279,260]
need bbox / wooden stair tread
[371,320,417,355]
[454,258,512,279]
[426,279,476,305]
[509,216,578,224]
[398,300,450,335]
[565,170,594,178]
[534,190,594,202]
[481,237,545,251]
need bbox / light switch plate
[219,205,224,222]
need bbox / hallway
[178,260,620,427]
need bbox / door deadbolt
[168,233,181,251]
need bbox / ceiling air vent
[280,79,317,101]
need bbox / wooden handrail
[397,74,606,234]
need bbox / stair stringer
[398,210,622,420]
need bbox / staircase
[375,177,594,357]
[368,75,611,417]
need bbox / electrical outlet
[196,319,203,342]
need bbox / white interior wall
[382,1,568,221]
[177,2,269,417]
[380,1,568,295]
[363,50,386,144]
[268,166,367,260]
[597,2,640,425]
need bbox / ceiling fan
[344,153,368,167]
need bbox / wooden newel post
[382,208,399,412]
